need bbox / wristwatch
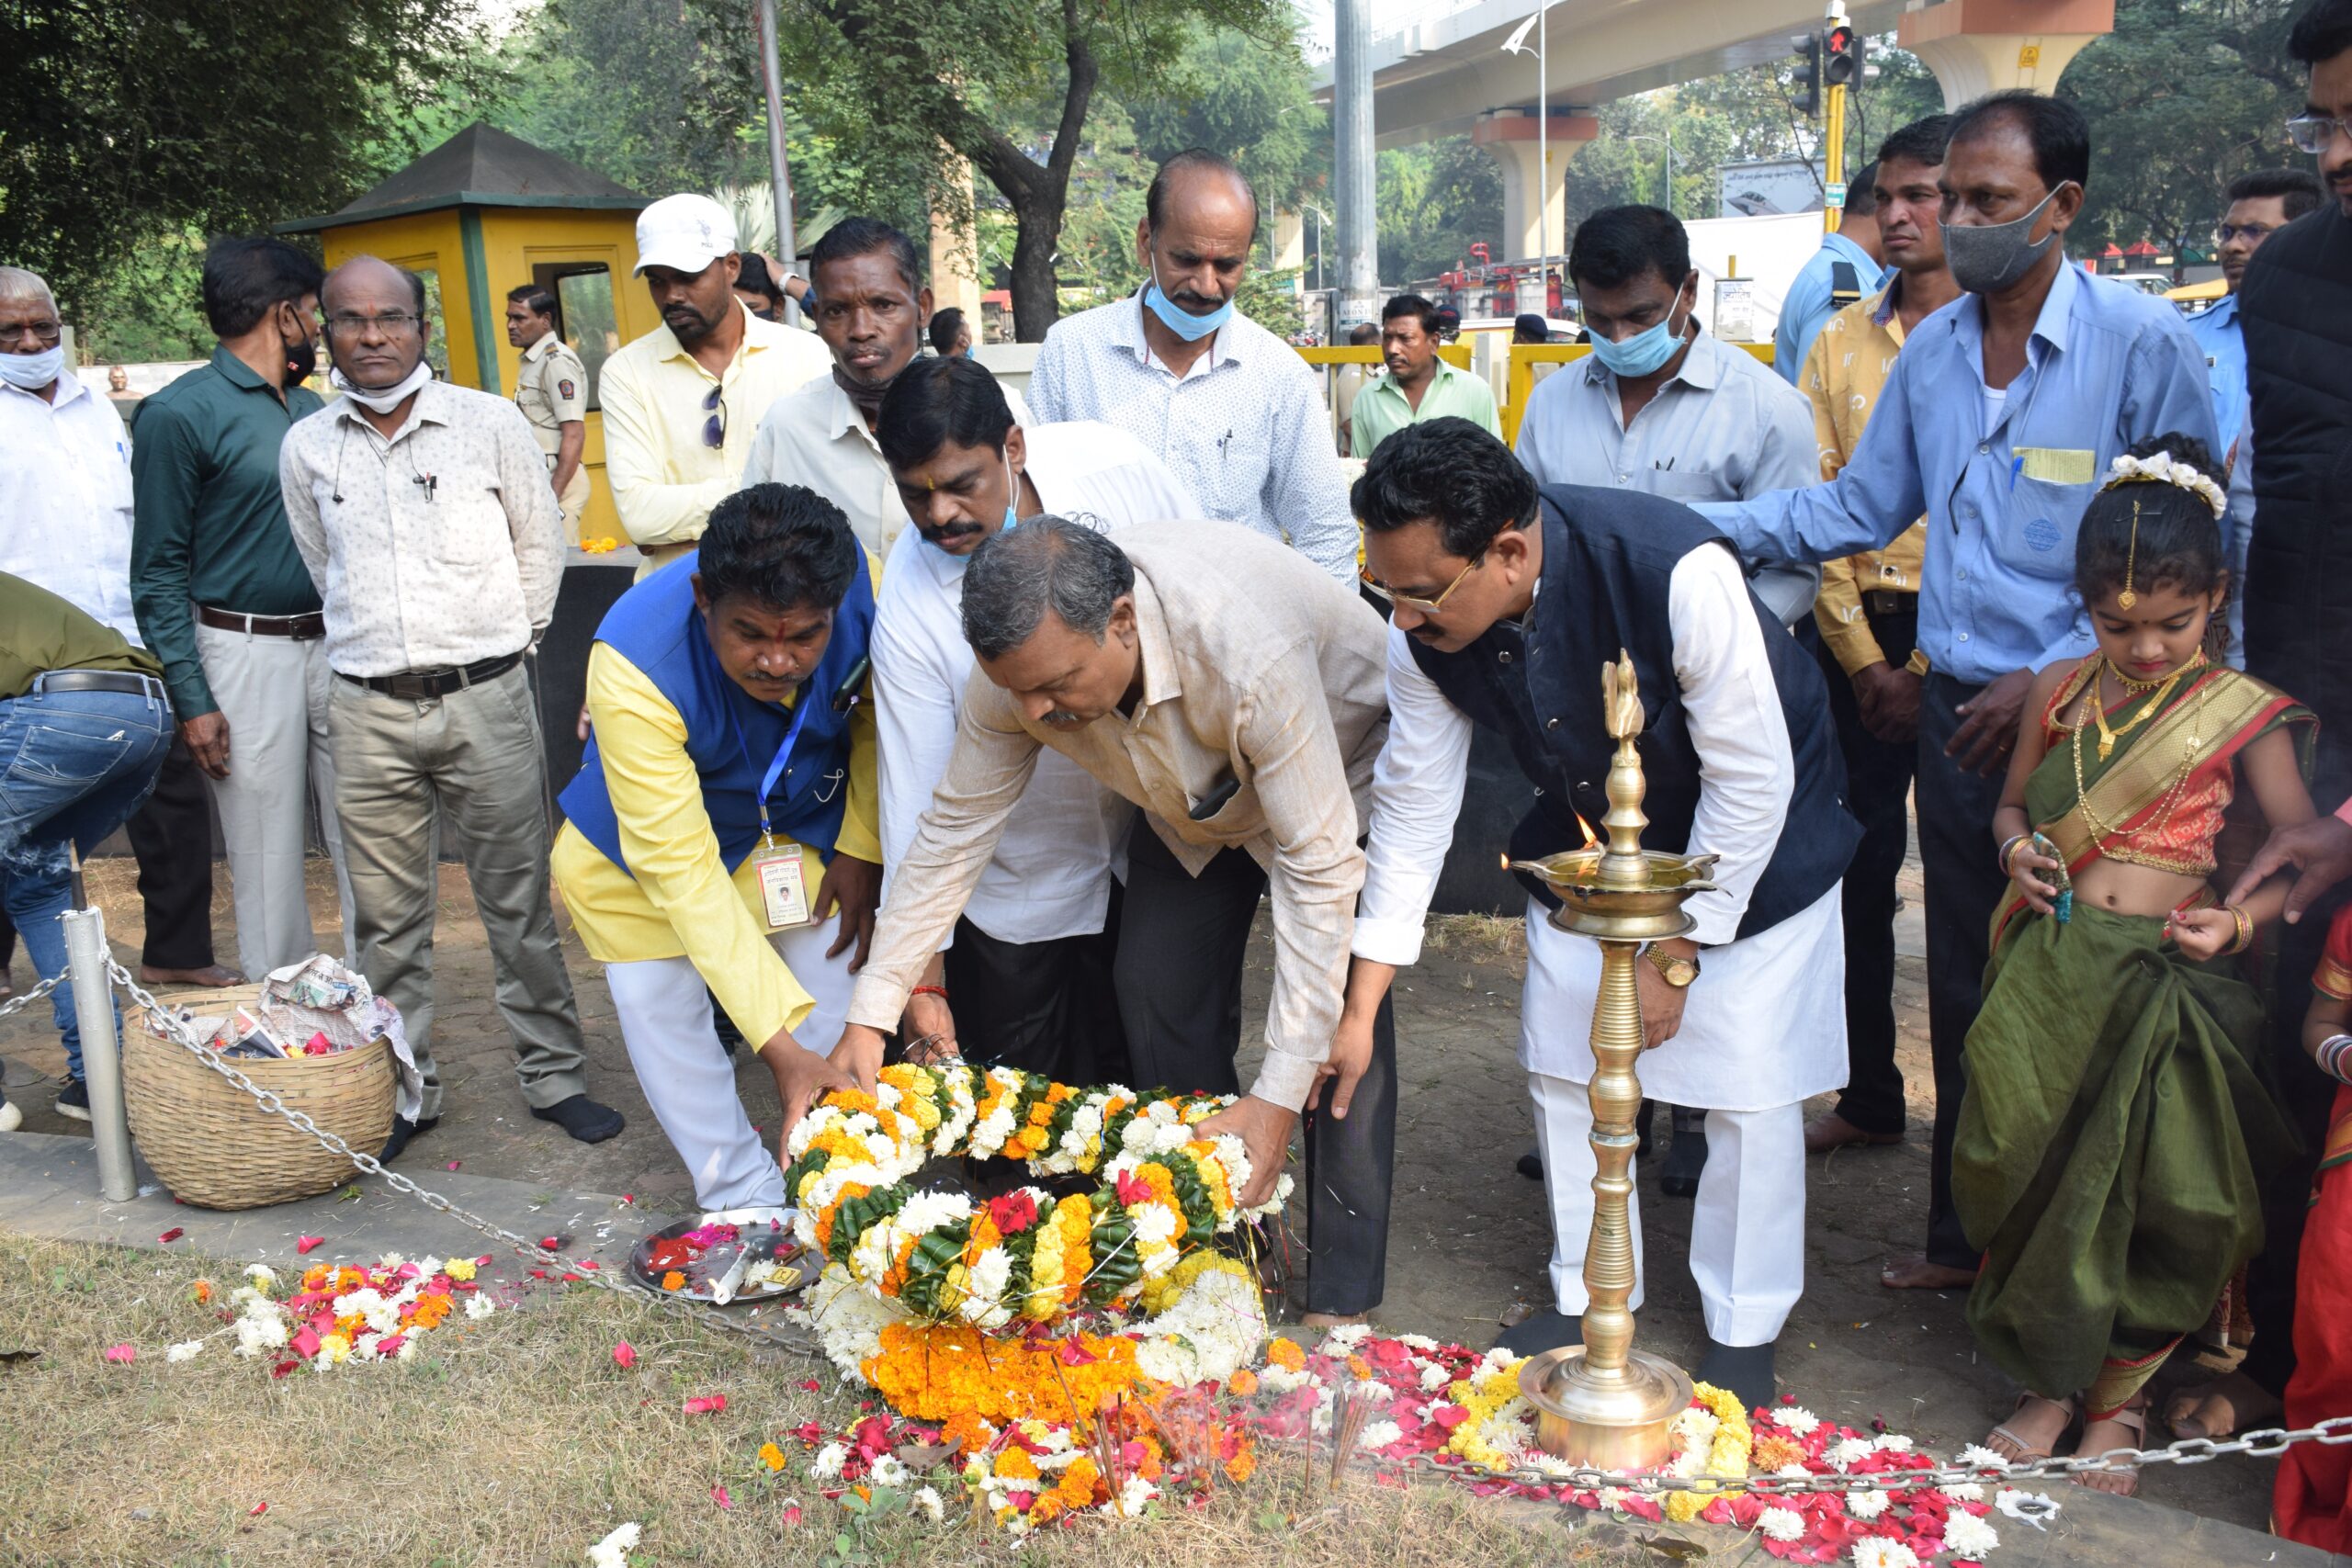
[1642,944,1701,988]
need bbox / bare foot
[2163,1370,2279,1440]
[1298,1311,1368,1329]
[1881,1251,1978,1290]
[1987,1393,2075,1461]
[141,964,245,989]
[2074,1402,2148,1496]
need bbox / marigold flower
[1268,1337,1306,1371]
[661,1270,686,1292]
[759,1441,786,1472]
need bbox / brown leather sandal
[1987,1393,2078,1464]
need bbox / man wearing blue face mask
[1692,89,2218,1296]
[867,356,1196,1086]
[1512,204,1824,1198]
[1027,149,1359,584]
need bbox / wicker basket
[123,983,396,1210]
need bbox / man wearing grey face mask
[1694,89,2217,1301]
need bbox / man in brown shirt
[828,518,1398,1321]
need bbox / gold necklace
[2089,656,2183,761]
[2071,667,2208,845]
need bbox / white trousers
[194,624,355,977]
[1530,1070,1805,1348]
[603,923,855,1212]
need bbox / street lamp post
[1501,0,1560,301]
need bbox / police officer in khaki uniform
[504,284,591,534]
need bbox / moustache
[919,523,984,544]
[1407,626,1446,644]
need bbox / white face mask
[330,362,432,413]
[0,344,65,391]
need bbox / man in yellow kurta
[552,482,882,1211]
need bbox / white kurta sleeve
[870,568,961,953]
[1669,543,1796,945]
[1352,621,1476,966]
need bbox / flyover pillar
[1896,0,2115,109]
[928,154,984,324]
[1474,109,1600,270]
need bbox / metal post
[755,0,801,327]
[1332,0,1380,328]
[1536,0,1547,291]
[62,907,134,1202]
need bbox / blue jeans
[0,684,174,1079]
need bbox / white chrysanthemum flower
[1116,1475,1156,1517]
[1943,1481,1984,1503]
[1776,1462,1813,1481]
[1324,1322,1373,1349]
[1873,1433,1914,1453]
[244,1264,277,1288]
[1131,1204,1180,1247]
[913,1485,944,1523]
[1596,1486,1630,1509]
[395,1336,419,1360]
[1419,1363,1453,1393]
[1827,1437,1877,1467]
[465,1294,496,1320]
[379,1252,405,1268]
[585,1522,640,1568]
[1758,1506,1805,1542]
[1942,1511,1999,1556]
[1357,1419,1404,1452]
[1397,1333,1439,1352]
[1957,1444,2012,1471]
[1776,1406,1821,1437]
[1261,1364,1308,1395]
[1848,1541,1919,1568]
[869,1454,910,1488]
[810,1442,850,1480]
[416,1257,444,1277]
[1847,1487,1891,1519]
[165,1340,204,1363]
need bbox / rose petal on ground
[296,1236,324,1255]
[712,1485,733,1510]
[247,1502,266,1517]
[102,1343,135,1363]
[684,1394,728,1415]
[613,1341,637,1369]
[158,1227,184,1244]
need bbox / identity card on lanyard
[738,690,818,931]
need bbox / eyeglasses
[1359,553,1484,615]
[2287,114,2348,154]
[325,312,424,339]
[2213,222,2278,245]
[0,319,62,347]
[701,384,727,449]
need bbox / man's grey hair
[0,267,56,310]
[961,516,1135,660]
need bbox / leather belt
[338,652,522,702]
[32,670,168,702]
[1860,589,1918,619]
[198,605,326,639]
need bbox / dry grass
[1421,912,1528,964]
[0,1235,1645,1568]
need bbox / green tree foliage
[1376,137,1505,286]
[0,0,495,314]
[2057,0,2310,256]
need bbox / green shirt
[130,347,325,717]
[0,571,164,703]
[1348,358,1502,457]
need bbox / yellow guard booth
[279,122,653,543]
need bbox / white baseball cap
[634,194,739,277]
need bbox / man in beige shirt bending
[597,194,830,579]
[280,254,623,1163]
[826,517,1398,1323]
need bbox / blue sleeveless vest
[558,550,875,876]
[1408,486,1858,941]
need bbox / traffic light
[1824,23,1860,87]
[1792,33,1821,117]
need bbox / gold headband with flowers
[2098,449,2227,608]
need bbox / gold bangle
[1997,834,2030,876]
[2225,904,2253,957]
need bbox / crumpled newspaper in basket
[254,954,426,1122]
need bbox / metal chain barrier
[89,954,2352,1499]
[0,974,62,1023]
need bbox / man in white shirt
[1026,150,1358,582]
[279,255,623,1162]
[740,218,1029,558]
[1343,420,1858,1407]
[1515,205,1823,1192]
[867,355,1195,1082]
[598,194,831,580]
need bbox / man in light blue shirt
[1772,162,1893,384]
[1697,92,2219,1328]
[2185,167,2322,457]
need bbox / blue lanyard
[729,687,815,845]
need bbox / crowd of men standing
[4,3,2352,1458]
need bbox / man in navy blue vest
[551,484,884,1212]
[1342,419,1858,1408]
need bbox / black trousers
[942,888,1127,1087]
[1114,819,1396,1316]
[1818,610,1920,1137]
[121,735,217,972]
[1915,672,2010,1269]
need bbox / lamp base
[1516,1344,1696,1469]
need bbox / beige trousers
[327,661,586,1120]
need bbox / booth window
[532,262,616,412]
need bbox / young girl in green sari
[1958,434,2317,1495]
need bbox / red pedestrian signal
[1824,25,1860,87]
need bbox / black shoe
[54,1078,90,1122]
[532,1094,625,1144]
[1495,1308,1583,1359]
[1694,1337,1777,1415]
[1659,1106,1708,1199]
[1516,1144,1543,1180]
[379,1114,440,1163]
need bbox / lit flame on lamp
[1573,811,1599,849]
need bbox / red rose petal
[158,1227,184,1244]
[296,1236,324,1254]
[613,1342,637,1369]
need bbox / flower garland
[785,1064,1285,1337]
